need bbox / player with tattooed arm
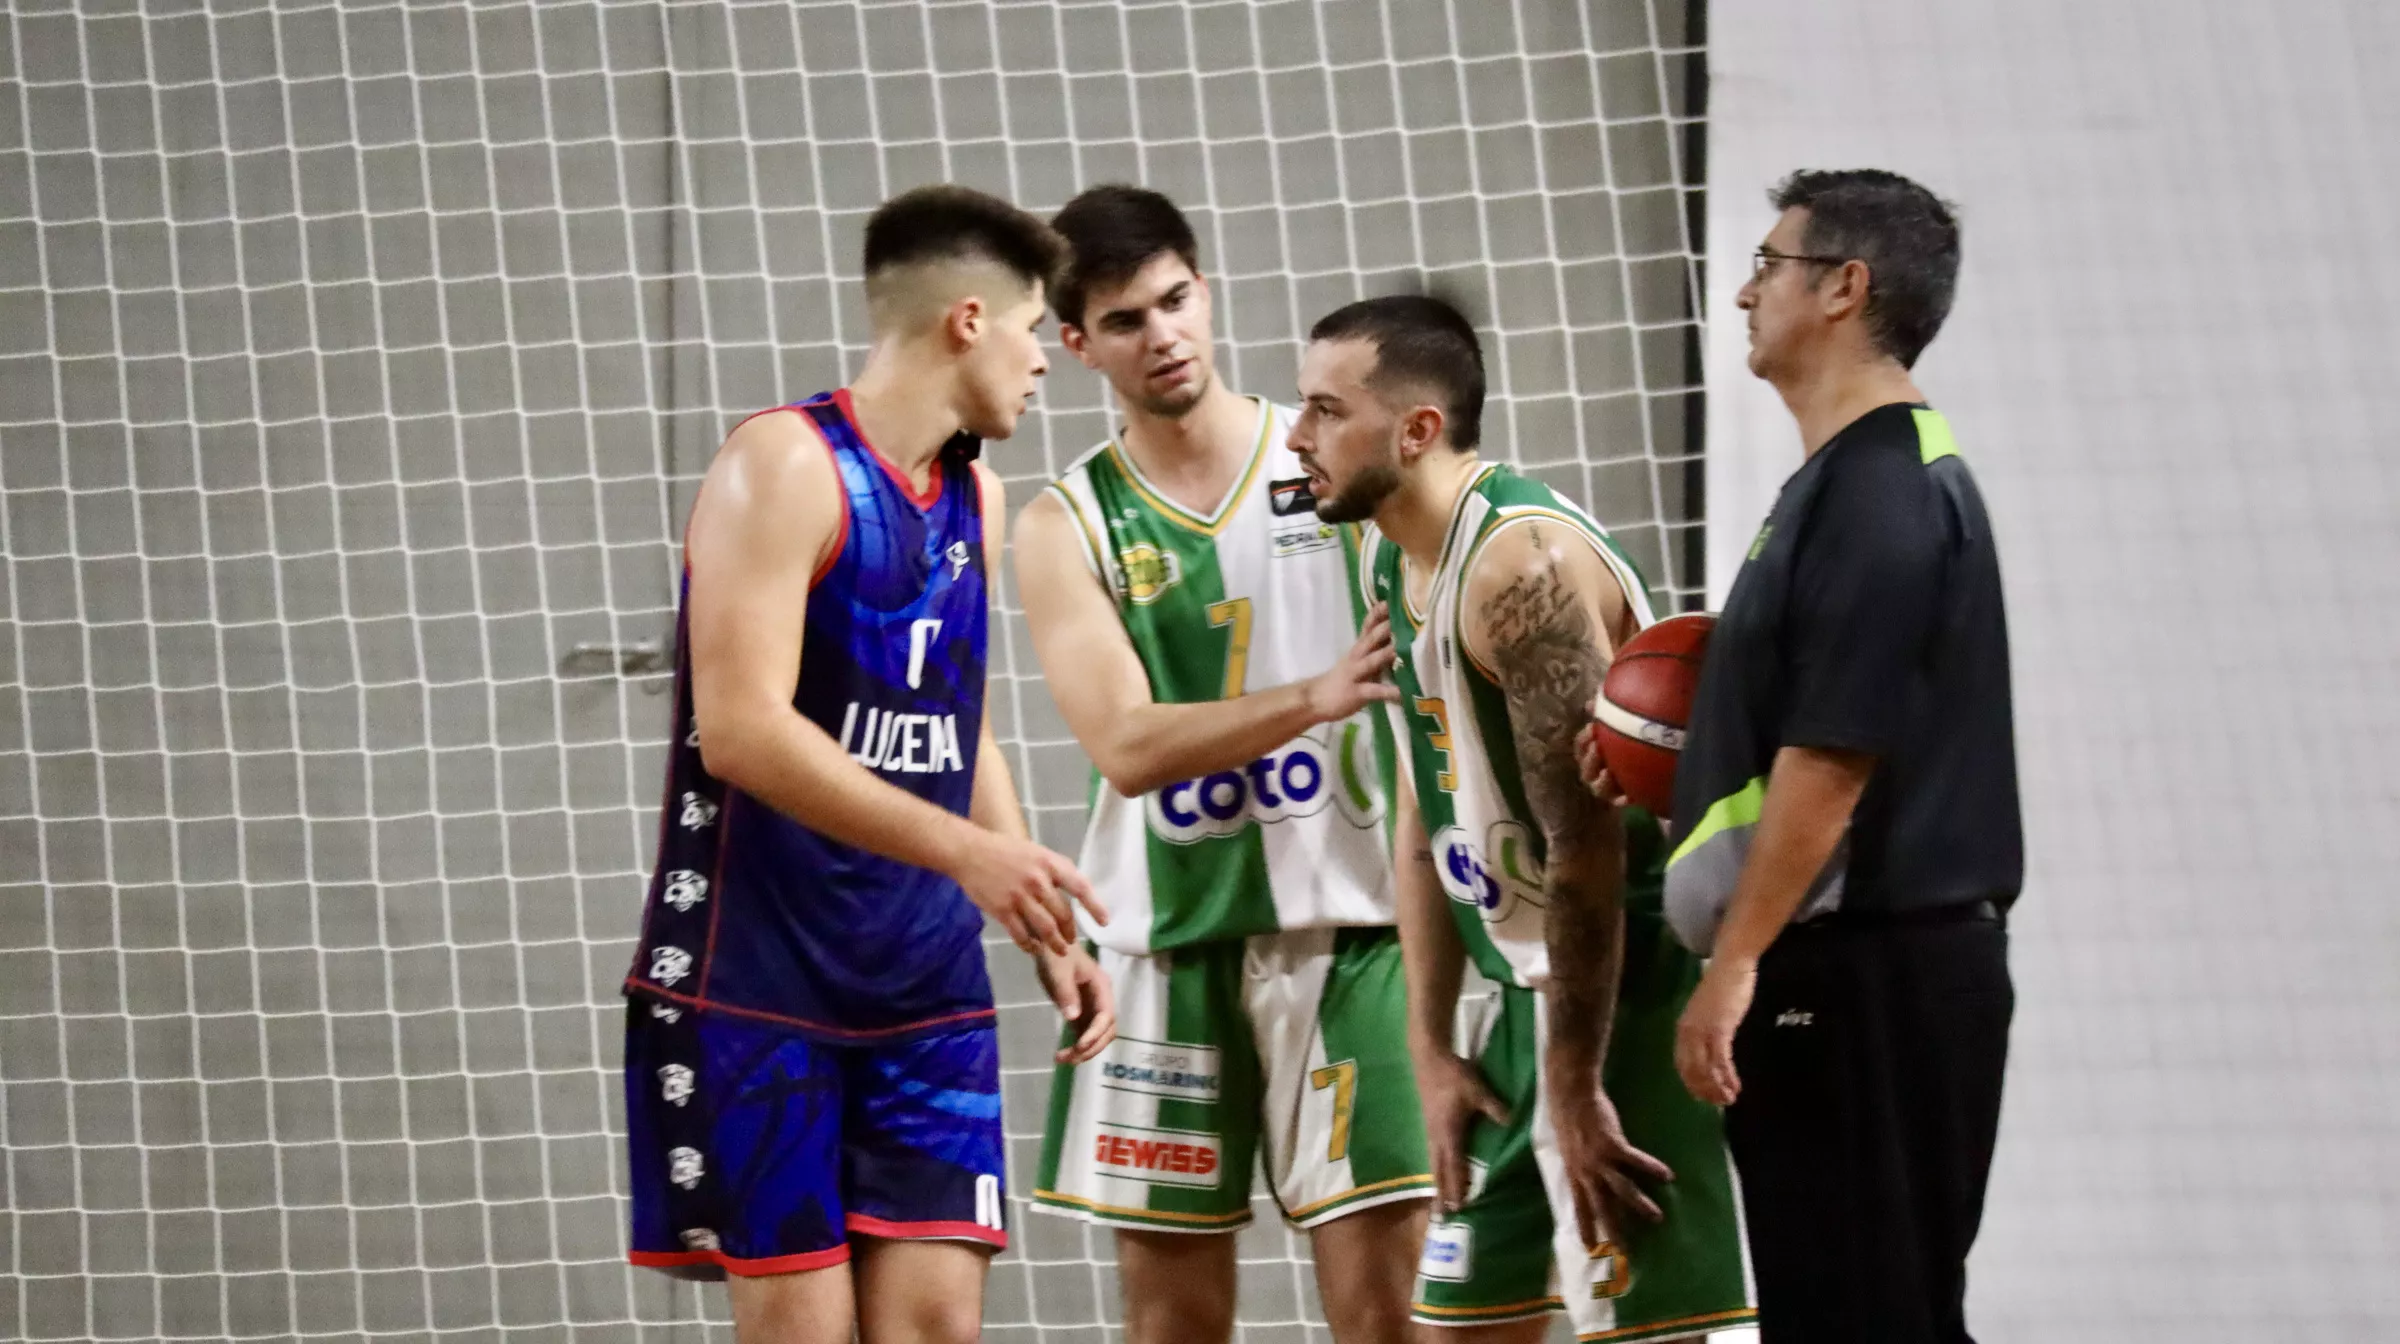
[1291,295,1754,1343]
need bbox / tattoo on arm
[1483,531,1625,1071]
[1485,536,1608,847]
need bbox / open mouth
[1149,358,1194,385]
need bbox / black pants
[1725,911,2013,1344]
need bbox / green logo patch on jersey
[1118,543,1183,603]
[1429,818,1545,924]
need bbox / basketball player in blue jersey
[621,185,1117,1344]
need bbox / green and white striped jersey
[1047,398,1399,955]
[1366,464,1666,990]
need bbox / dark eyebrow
[1095,280,1190,331]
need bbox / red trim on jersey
[693,790,737,1003]
[684,405,850,584]
[832,387,944,511]
[845,1214,1008,1249]
[630,1244,851,1277]
[622,980,999,1042]
[724,402,807,438]
[634,668,685,961]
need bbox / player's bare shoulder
[969,458,1009,503]
[703,406,840,508]
[688,407,845,579]
[1459,516,1627,675]
[970,458,1010,526]
[1010,478,1108,592]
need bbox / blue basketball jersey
[626,389,994,1043]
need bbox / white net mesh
[0,1,1702,1339]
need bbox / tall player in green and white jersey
[1017,186,1433,1344]
[1293,294,1756,1343]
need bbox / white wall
[1706,3,2400,1339]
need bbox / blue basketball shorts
[623,996,1008,1277]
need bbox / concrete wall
[1705,3,2400,1338]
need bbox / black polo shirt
[1662,402,2022,954]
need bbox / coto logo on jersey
[1430,819,1545,923]
[1116,544,1182,604]
[1145,724,1384,845]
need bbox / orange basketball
[1592,613,1715,818]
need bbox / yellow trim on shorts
[1413,1296,1566,1320]
[1028,1189,1252,1230]
[1578,1306,1761,1341]
[1283,1173,1436,1223]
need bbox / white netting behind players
[0,1,1701,1339]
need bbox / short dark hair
[1770,169,1961,368]
[1049,185,1201,327]
[1308,294,1487,451]
[863,184,1066,293]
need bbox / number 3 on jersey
[1413,697,1457,791]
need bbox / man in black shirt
[1663,170,2021,1342]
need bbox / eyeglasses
[1751,246,1849,280]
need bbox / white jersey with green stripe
[1366,464,1660,990]
[1047,398,1398,955]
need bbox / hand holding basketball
[1574,723,1626,804]
[1589,613,1716,818]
